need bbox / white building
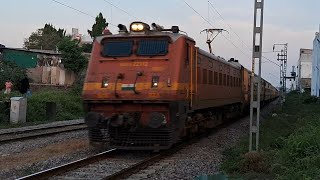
[312,33,320,96]
[297,48,312,92]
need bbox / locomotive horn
[118,24,128,33]
[151,23,164,31]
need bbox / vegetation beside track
[221,91,320,180]
[0,89,83,128]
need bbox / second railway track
[0,122,87,144]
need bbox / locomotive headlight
[131,24,139,31]
[152,76,159,88]
[101,79,109,88]
[130,22,150,32]
[131,23,144,31]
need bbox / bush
[26,90,83,122]
[0,61,27,91]
[221,93,320,179]
[69,69,86,96]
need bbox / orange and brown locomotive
[82,22,278,151]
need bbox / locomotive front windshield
[137,40,168,56]
[102,41,133,57]
[102,39,169,57]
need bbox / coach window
[219,73,222,86]
[227,75,229,86]
[223,74,226,86]
[203,69,207,84]
[197,67,201,84]
[214,72,218,85]
[198,57,202,64]
[230,76,233,87]
[209,70,213,84]
[186,43,189,65]
[236,78,238,87]
[209,61,213,68]
[233,77,236,87]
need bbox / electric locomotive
[82,22,278,151]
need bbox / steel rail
[16,149,117,180]
[0,123,87,144]
[104,133,210,180]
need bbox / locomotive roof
[95,31,195,43]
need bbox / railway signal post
[249,0,264,152]
[274,43,288,106]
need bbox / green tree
[88,13,108,38]
[82,43,93,53]
[58,37,87,74]
[24,24,66,50]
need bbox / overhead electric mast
[249,0,264,152]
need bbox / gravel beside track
[0,119,94,180]
[49,151,152,180]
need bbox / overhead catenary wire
[101,0,140,21]
[50,0,117,27]
[181,0,251,59]
[208,0,279,67]
[208,1,248,50]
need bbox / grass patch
[221,92,320,179]
[0,89,83,128]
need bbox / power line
[51,0,95,18]
[182,0,211,25]
[50,0,117,27]
[208,1,249,50]
[181,0,251,59]
[262,55,280,67]
[208,1,279,66]
[101,0,140,21]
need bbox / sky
[1,0,320,87]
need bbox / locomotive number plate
[120,62,149,67]
[148,92,160,98]
[132,62,148,67]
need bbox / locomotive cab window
[137,40,168,56]
[102,41,133,57]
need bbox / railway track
[17,149,153,180]
[0,122,87,144]
[16,130,211,180]
[15,100,278,180]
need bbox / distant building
[0,47,75,86]
[312,33,320,96]
[71,28,93,45]
[296,48,312,92]
[0,47,60,68]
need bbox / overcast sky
[1,0,319,87]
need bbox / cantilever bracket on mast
[200,28,228,54]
